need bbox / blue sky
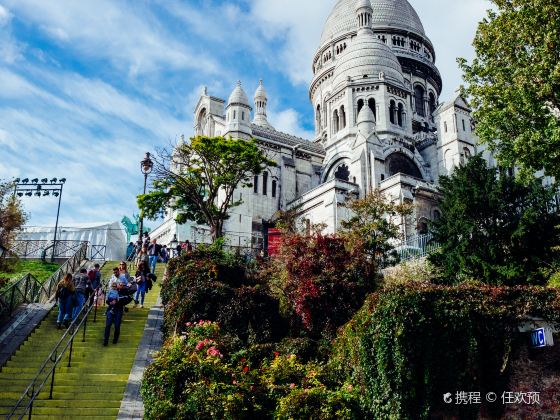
[0,0,489,229]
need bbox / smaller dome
[357,105,375,125]
[332,33,405,88]
[254,79,267,100]
[228,81,250,107]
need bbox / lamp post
[13,177,66,262]
[168,234,178,258]
[138,152,154,243]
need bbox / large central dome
[320,0,425,46]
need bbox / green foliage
[341,190,412,277]
[354,284,560,419]
[161,245,285,342]
[0,181,27,271]
[458,0,560,179]
[138,136,275,241]
[429,155,560,285]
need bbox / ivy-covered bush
[329,284,560,419]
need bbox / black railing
[6,291,103,419]
[0,243,88,324]
[11,240,90,261]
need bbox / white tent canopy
[18,221,127,261]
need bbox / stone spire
[253,80,273,129]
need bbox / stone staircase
[0,262,165,419]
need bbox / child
[106,282,120,315]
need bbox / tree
[0,182,27,271]
[138,136,276,242]
[429,155,560,285]
[340,190,413,279]
[458,0,560,180]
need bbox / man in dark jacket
[72,268,91,320]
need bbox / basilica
[151,0,479,249]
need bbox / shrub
[161,246,284,342]
[274,232,373,340]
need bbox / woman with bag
[133,261,147,308]
[55,273,75,329]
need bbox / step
[22,407,120,416]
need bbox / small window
[242,111,245,121]
[239,214,242,223]
[263,172,268,195]
[462,119,466,131]
[253,175,258,193]
[433,210,441,220]
[444,121,448,133]
[272,180,277,198]
[233,110,236,119]
[380,174,385,181]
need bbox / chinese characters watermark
[443,391,540,405]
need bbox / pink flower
[289,383,296,389]
[195,340,206,351]
[186,322,192,327]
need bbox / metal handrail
[0,243,88,323]
[6,287,105,420]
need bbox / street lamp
[138,152,154,243]
[12,177,66,262]
[169,234,178,257]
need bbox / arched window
[272,180,277,198]
[368,98,376,119]
[397,103,404,127]
[444,121,448,133]
[262,172,268,195]
[357,99,364,115]
[253,175,259,193]
[340,106,346,129]
[418,218,429,234]
[197,108,207,134]
[385,153,423,179]
[233,110,237,119]
[316,104,321,130]
[433,210,441,220]
[389,100,396,124]
[242,111,245,121]
[414,85,425,116]
[333,109,339,132]
[429,92,436,114]
[463,147,471,159]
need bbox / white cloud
[4,0,220,76]
[269,108,314,140]
[0,4,12,26]
[250,0,336,85]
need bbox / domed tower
[225,81,253,139]
[253,80,273,129]
[312,0,442,137]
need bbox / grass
[0,260,60,283]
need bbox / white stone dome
[320,0,425,46]
[228,81,250,107]
[357,104,375,124]
[331,33,405,88]
[254,79,267,100]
